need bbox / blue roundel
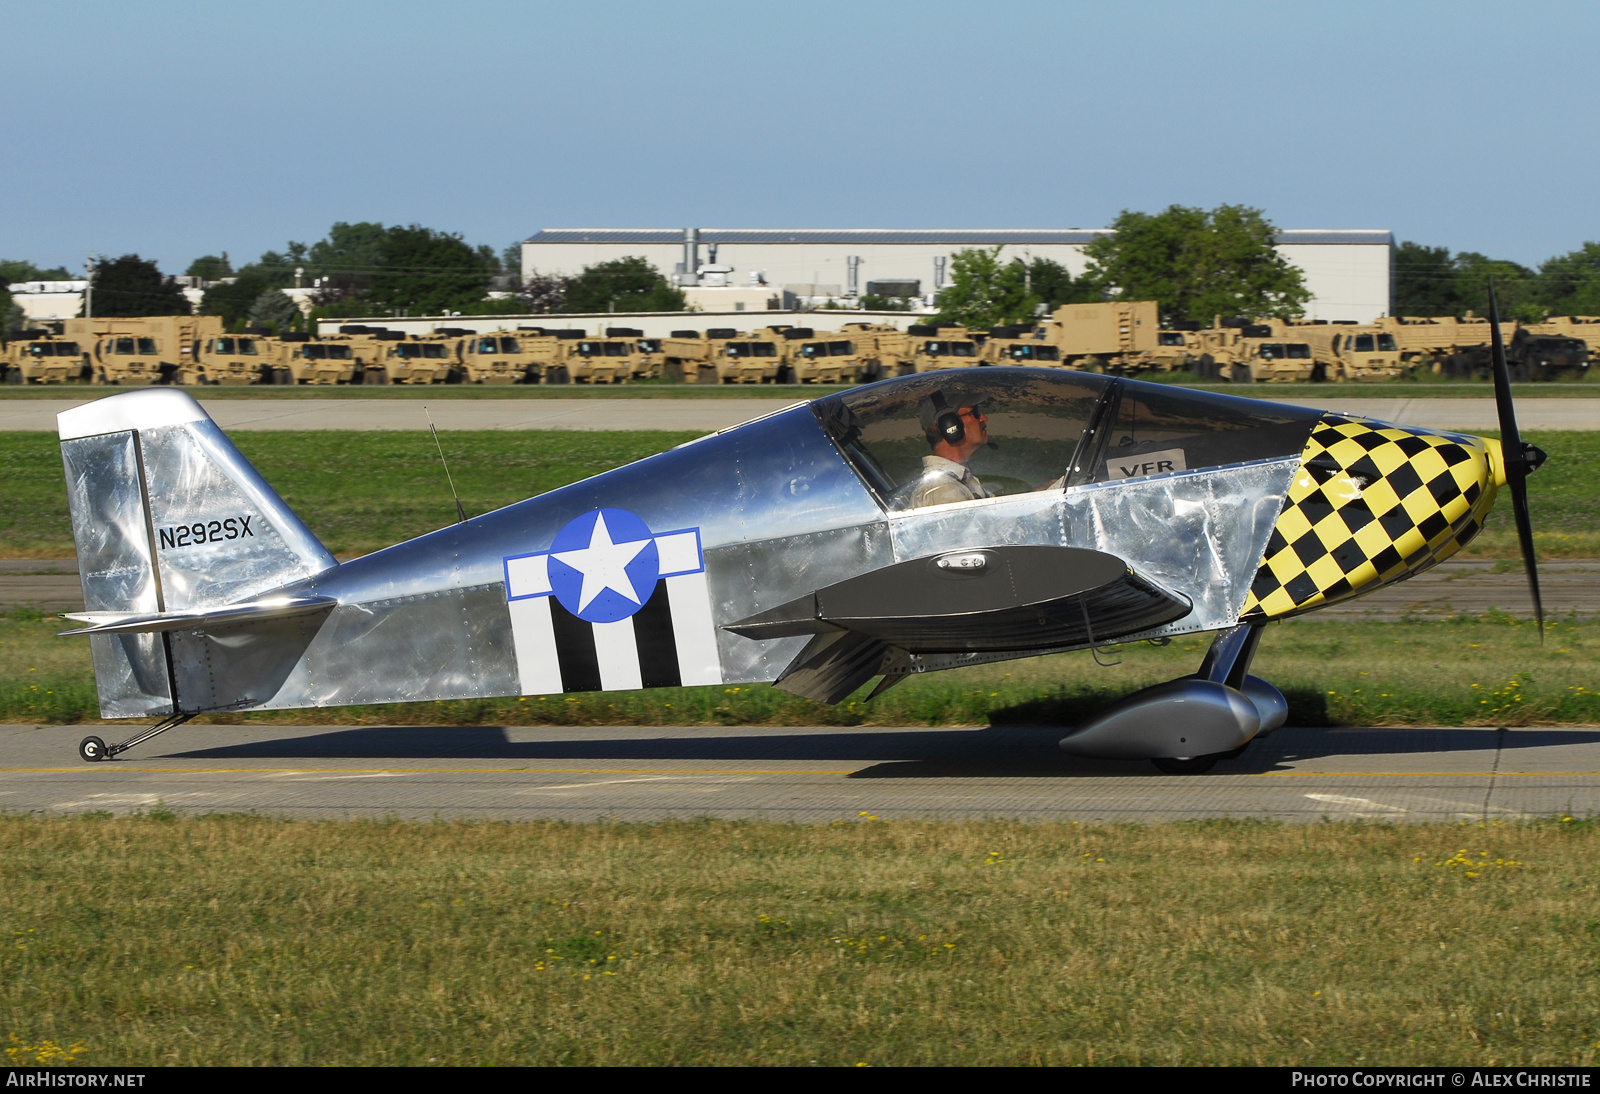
[547,508,660,624]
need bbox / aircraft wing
[724,545,1189,703]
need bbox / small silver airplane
[57,318,1544,774]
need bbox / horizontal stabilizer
[60,594,338,636]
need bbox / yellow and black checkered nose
[1239,414,1499,621]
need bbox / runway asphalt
[2,394,1598,432]
[2,721,1595,823]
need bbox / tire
[697,365,719,385]
[4,366,21,384]
[363,368,389,385]
[1150,755,1220,775]
[79,736,107,763]
[777,364,796,384]
[1310,362,1328,383]
[1197,354,1215,380]
[544,366,570,385]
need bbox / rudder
[58,389,337,716]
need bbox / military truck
[980,323,1064,368]
[1035,300,1159,372]
[660,330,714,383]
[276,333,359,385]
[65,315,221,384]
[4,331,89,384]
[712,328,784,383]
[836,322,903,381]
[456,330,539,383]
[195,330,276,384]
[1143,320,1200,373]
[1287,322,1404,381]
[1187,321,1315,383]
[777,327,864,383]
[603,327,657,380]
[521,329,629,384]
[903,324,984,372]
[1441,327,1591,381]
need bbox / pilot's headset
[920,390,969,446]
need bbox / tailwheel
[1151,754,1220,775]
[78,736,107,763]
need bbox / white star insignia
[552,512,650,613]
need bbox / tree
[1,259,73,284]
[247,289,302,333]
[365,225,497,315]
[185,254,234,281]
[1018,256,1098,313]
[516,272,569,313]
[1450,251,1540,322]
[931,246,1037,329]
[561,257,685,313]
[201,259,292,328]
[1536,242,1600,317]
[90,254,191,317]
[1392,242,1461,317]
[1,260,73,339]
[1082,205,1309,325]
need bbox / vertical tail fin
[58,389,336,716]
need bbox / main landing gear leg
[1149,624,1267,775]
[79,713,194,763]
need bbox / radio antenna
[425,407,468,524]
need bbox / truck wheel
[1196,354,1215,380]
[777,364,796,384]
[544,366,569,385]
[3,366,20,384]
[363,368,388,385]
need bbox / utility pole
[84,254,98,318]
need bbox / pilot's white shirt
[909,454,994,508]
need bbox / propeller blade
[1486,282,1544,639]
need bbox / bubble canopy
[811,367,1323,511]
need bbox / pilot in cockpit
[904,391,998,508]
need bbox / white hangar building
[521,228,1394,323]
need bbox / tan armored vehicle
[1289,322,1404,381]
[65,315,220,384]
[901,324,983,372]
[275,333,359,385]
[602,327,657,380]
[4,331,89,384]
[1223,324,1315,383]
[1141,321,1200,373]
[836,322,902,381]
[660,329,715,383]
[456,330,540,383]
[1037,300,1159,371]
[195,330,275,384]
[521,329,628,384]
[777,327,864,383]
[713,328,784,383]
[981,323,1064,368]
[376,333,459,384]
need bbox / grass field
[4,609,1594,728]
[2,428,1597,559]
[2,813,1596,1066]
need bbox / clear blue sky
[9,0,1597,276]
